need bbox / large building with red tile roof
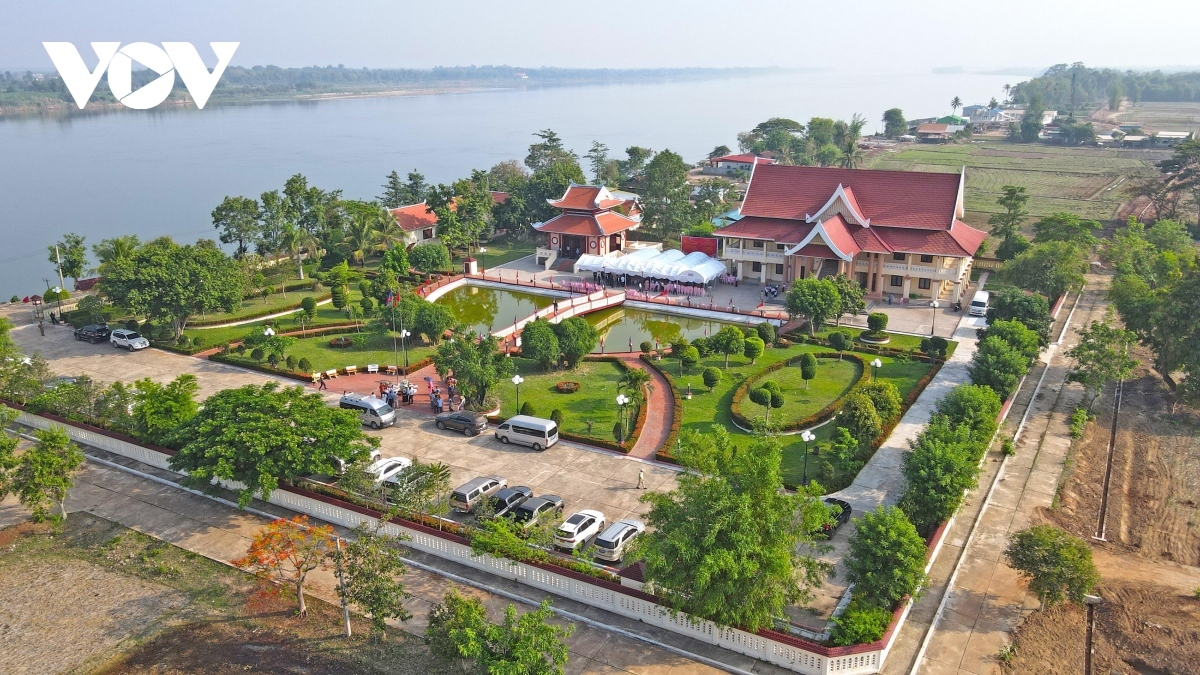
[717,164,986,303]
[534,185,642,264]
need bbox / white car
[554,509,606,552]
[592,519,646,562]
[110,328,150,351]
[369,457,413,487]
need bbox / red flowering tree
[234,515,335,617]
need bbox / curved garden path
[191,298,332,329]
[612,353,674,460]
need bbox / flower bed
[555,381,581,393]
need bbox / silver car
[110,328,150,351]
[592,519,645,562]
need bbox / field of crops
[867,139,1164,226]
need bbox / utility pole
[335,538,352,638]
[54,244,66,292]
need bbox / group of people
[379,381,419,407]
[589,271,714,298]
[430,376,465,414]
[761,284,782,300]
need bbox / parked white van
[968,290,990,317]
[339,393,396,429]
[494,415,559,451]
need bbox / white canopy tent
[573,253,610,273]
[583,248,726,284]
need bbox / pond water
[435,285,552,335]
[586,307,736,353]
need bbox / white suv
[110,328,150,351]
[554,509,606,552]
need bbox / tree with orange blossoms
[234,515,335,618]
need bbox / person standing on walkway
[636,469,646,489]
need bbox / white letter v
[163,42,239,109]
[43,42,120,109]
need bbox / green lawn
[281,331,437,374]
[734,358,859,423]
[497,358,626,444]
[471,235,537,268]
[658,343,936,488]
[198,286,326,323]
[186,288,368,346]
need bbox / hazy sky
[4,0,1199,73]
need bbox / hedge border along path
[731,352,865,433]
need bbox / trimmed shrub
[867,312,888,332]
[235,344,247,355]
[191,335,204,348]
[300,296,317,319]
[756,322,776,344]
[640,340,652,354]
[681,346,700,369]
[125,319,139,331]
[847,505,927,609]
[285,355,297,371]
[519,401,536,417]
[550,409,564,426]
[702,366,722,391]
[267,353,280,367]
[250,347,265,361]
[298,357,312,372]
[691,336,711,357]
[830,600,892,646]
[743,336,765,364]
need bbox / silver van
[450,475,508,513]
[968,290,990,317]
[339,393,396,429]
[495,415,559,451]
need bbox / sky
[4,0,1200,74]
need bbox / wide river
[0,69,1014,297]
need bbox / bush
[178,335,191,347]
[1001,437,1016,456]
[702,367,722,391]
[191,335,205,348]
[410,241,452,273]
[550,409,564,426]
[639,340,653,354]
[847,506,927,609]
[756,322,776,344]
[520,401,536,417]
[867,312,889,332]
[1003,525,1099,607]
[681,346,700,369]
[839,392,882,447]
[235,344,247,355]
[300,296,317,319]
[298,357,312,372]
[250,347,265,361]
[8,295,17,303]
[360,296,375,317]
[969,336,1028,400]
[830,600,892,646]
[613,421,625,445]
[743,336,765,364]
[125,319,139,331]
[285,355,297,371]
[691,336,711,357]
[267,353,280,367]
[555,381,581,393]
[741,326,756,338]
[1069,407,1090,438]
[860,380,902,424]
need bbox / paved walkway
[612,353,673,460]
[191,297,333,329]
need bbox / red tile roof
[790,243,836,258]
[874,223,986,257]
[716,216,811,243]
[388,202,438,232]
[710,153,776,165]
[948,219,988,256]
[852,226,893,253]
[741,164,961,230]
[814,214,861,258]
[489,191,509,205]
[548,185,624,211]
[917,123,953,134]
[536,210,639,236]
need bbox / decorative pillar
[736,260,744,279]
[902,276,912,299]
[952,281,963,304]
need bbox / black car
[512,494,565,530]
[435,411,488,436]
[73,323,111,343]
[822,498,852,536]
[486,486,533,519]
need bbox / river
[0,68,1015,297]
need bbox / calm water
[586,306,732,353]
[0,69,1014,296]
[435,285,551,335]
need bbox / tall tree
[586,141,610,184]
[169,382,379,507]
[1067,316,1138,409]
[1000,241,1088,300]
[1032,212,1102,246]
[342,200,383,266]
[552,317,598,369]
[378,170,408,208]
[617,146,653,182]
[525,129,576,172]
[881,108,907,138]
[433,330,513,408]
[99,237,244,339]
[987,185,1030,242]
[1156,138,1200,227]
[234,515,335,618]
[211,195,262,258]
[829,274,866,325]
[950,96,963,114]
[638,428,831,631]
[338,519,413,634]
[9,426,83,522]
[692,178,734,223]
[256,189,291,256]
[786,278,841,334]
[47,233,88,287]
[520,318,559,371]
[1004,525,1099,608]
[640,149,693,237]
[846,505,927,608]
[92,234,141,270]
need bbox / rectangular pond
[585,306,736,353]
[434,285,554,335]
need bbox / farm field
[1099,100,1200,134]
[865,140,1164,227]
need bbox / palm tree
[344,209,381,267]
[1003,83,1011,104]
[373,205,407,249]
[92,234,141,272]
[839,140,864,169]
[950,96,963,115]
[619,367,652,393]
[278,223,317,280]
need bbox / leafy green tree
[520,160,587,227]
[378,246,409,278]
[1067,316,1138,409]
[969,336,1028,400]
[1032,212,1102,246]
[99,237,244,339]
[899,416,979,536]
[639,428,831,630]
[976,319,1042,366]
[839,392,882,447]
[829,274,866,326]
[524,129,576,172]
[552,317,598,368]
[211,195,261,258]
[433,330,513,408]
[10,427,83,522]
[92,234,140,270]
[882,108,907,138]
[831,600,892,646]
[748,381,783,423]
[693,178,734,224]
[743,336,765,364]
[710,325,745,368]
[681,345,700,371]
[338,519,413,634]
[414,301,455,344]
[987,185,1029,241]
[702,366,722,391]
[860,380,902,424]
[986,288,1051,345]
[936,384,1002,445]
[0,406,18,497]
[170,382,379,507]
[995,233,1031,262]
[828,330,852,360]
[846,505,928,608]
[800,352,818,389]
[641,149,693,237]
[47,233,88,287]
[708,145,731,159]
[379,170,428,209]
[1000,241,1087,300]
[427,589,572,675]
[521,318,559,371]
[786,278,841,334]
[1003,525,1100,608]
[429,177,493,258]
[131,374,200,448]
[829,426,862,473]
[618,146,654,182]
[409,241,452,273]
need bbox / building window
[892,252,906,262]
[726,238,740,249]
[422,228,434,240]
[751,262,762,272]
[751,240,764,248]
[890,275,903,287]
[918,278,931,290]
[775,264,784,275]
[776,243,786,251]
[920,254,934,263]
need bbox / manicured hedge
[210,352,433,382]
[730,352,866,433]
[186,292,332,327]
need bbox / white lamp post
[512,374,525,411]
[263,326,275,337]
[930,299,940,336]
[801,429,816,484]
[616,393,630,439]
[870,358,883,380]
[479,247,487,274]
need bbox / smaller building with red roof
[534,184,642,265]
[717,164,986,303]
[704,153,777,177]
[388,202,440,247]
